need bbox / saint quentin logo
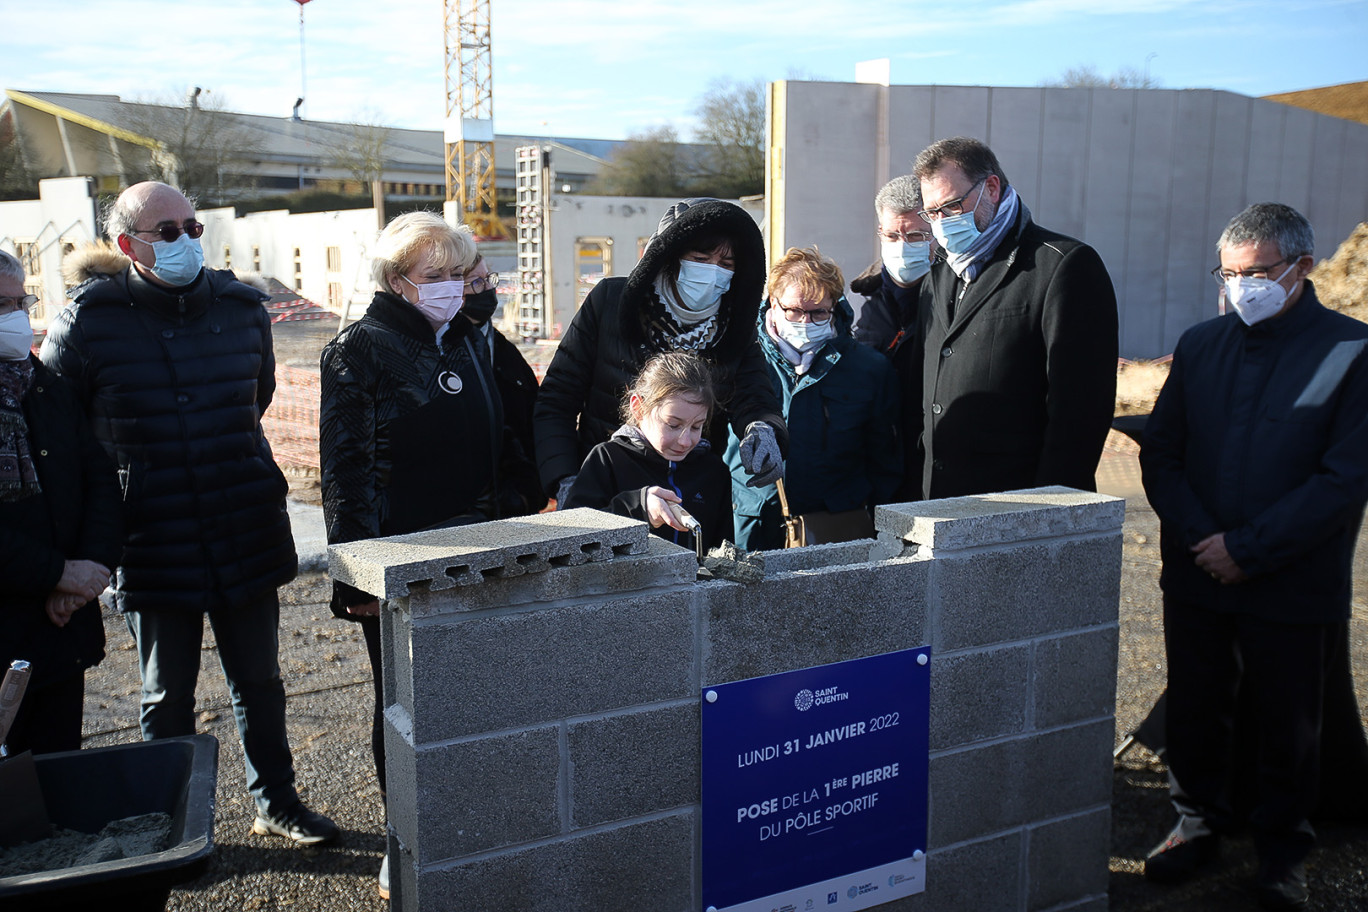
[437,371,463,394]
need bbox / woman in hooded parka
[533,198,788,507]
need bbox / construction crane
[443,0,504,239]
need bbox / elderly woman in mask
[0,250,122,754]
[726,246,902,551]
[320,211,534,898]
[533,198,787,507]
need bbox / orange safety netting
[263,366,322,469]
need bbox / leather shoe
[1144,820,1219,883]
[1255,859,1308,910]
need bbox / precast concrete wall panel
[930,85,992,146]
[1125,91,1181,358]
[986,88,1045,207]
[769,81,1368,359]
[779,82,881,286]
[1162,92,1220,353]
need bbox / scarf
[764,308,821,375]
[0,358,42,502]
[646,290,722,352]
[945,185,1022,282]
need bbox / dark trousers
[1163,595,1336,863]
[360,614,386,798]
[6,672,85,755]
[124,592,297,815]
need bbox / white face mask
[0,310,34,361]
[881,239,932,285]
[771,307,836,352]
[402,275,465,326]
[1224,261,1297,327]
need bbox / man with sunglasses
[41,181,338,846]
[1140,203,1368,909]
[912,136,1117,500]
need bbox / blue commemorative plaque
[701,647,930,912]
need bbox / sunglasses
[130,221,205,243]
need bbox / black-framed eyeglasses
[777,304,833,325]
[465,272,499,294]
[0,293,38,314]
[877,228,932,244]
[918,179,984,222]
[130,220,204,243]
[1209,256,1296,286]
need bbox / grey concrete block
[759,538,883,573]
[932,537,1122,651]
[877,487,1124,552]
[1032,627,1120,730]
[406,534,698,617]
[412,813,695,912]
[878,830,1023,912]
[929,720,1113,846]
[405,725,561,864]
[328,507,650,600]
[1028,809,1111,911]
[406,590,696,742]
[930,646,1029,751]
[703,557,930,685]
[569,703,699,826]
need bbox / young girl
[563,352,734,553]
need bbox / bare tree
[692,78,765,199]
[586,125,693,198]
[0,117,34,200]
[1045,64,1160,89]
[122,89,263,205]
[328,119,391,225]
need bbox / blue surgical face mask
[881,239,932,285]
[143,233,205,286]
[674,260,733,313]
[930,181,987,257]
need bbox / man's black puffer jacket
[533,198,787,495]
[41,252,296,613]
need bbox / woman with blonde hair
[319,210,535,897]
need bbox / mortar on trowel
[665,504,765,583]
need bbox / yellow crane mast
[443,0,503,238]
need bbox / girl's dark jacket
[1,357,123,689]
[725,296,902,551]
[532,199,787,496]
[563,427,733,554]
[41,246,296,613]
[320,291,537,614]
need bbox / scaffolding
[442,0,503,238]
[515,145,550,339]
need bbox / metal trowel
[0,660,54,848]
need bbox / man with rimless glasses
[912,136,1117,500]
[41,181,338,846]
[1140,203,1368,908]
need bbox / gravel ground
[62,490,1368,911]
[57,321,1368,910]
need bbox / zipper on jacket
[667,460,684,548]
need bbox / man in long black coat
[913,137,1117,499]
[1140,202,1368,908]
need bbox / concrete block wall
[329,488,1123,912]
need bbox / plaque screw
[917,653,928,666]
[705,690,718,703]
[914,849,925,860]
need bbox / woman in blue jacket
[725,247,902,550]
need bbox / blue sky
[4,0,1364,140]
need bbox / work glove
[555,474,578,509]
[738,421,784,487]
